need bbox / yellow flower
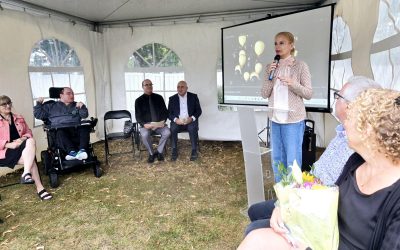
[311,184,328,190]
[302,172,315,183]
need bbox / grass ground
[0,140,276,249]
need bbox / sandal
[20,173,35,184]
[37,189,53,201]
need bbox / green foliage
[277,161,293,186]
[29,38,81,67]
[127,43,182,69]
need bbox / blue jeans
[271,120,305,182]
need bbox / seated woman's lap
[248,199,276,221]
[238,228,292,250]
[244,219,270,236]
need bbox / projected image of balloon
[234,35,266,83]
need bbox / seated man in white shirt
[168,81,202,161]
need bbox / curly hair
[347,89,400,163]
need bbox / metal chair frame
[104,110,136,165]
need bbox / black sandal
[37,189,53,201]
[20,173,35,184]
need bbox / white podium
[238,106,270,207]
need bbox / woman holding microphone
[261,31,312,182]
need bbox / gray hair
[343,76,382,101]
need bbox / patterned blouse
[261,56,312,123]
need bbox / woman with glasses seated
[0,95,52,201]
[239,88,400,249]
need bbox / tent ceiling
[17,0,324,23]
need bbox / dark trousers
[56,126,90,153]
[170,121,198,151]
[244,199,276,235]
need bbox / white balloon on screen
[239,54,246,67]
[239,35,246,47]
[235,65,242,73]
[243,72,250,82]
[254,41,265,56]
[250,72,259,80]
[239,50,246,56]
[255,63,263,74]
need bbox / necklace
[0,113,12,123]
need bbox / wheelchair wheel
[49,172,59,188]
[94,164,102,178]
[40,150,52,175]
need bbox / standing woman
[261,31,312,182]
[0,95,52,200]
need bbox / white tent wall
[0,9,97,174]
[0,0,389,176]
[103,23,270,141]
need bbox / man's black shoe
[147,154,155,163]
[190,150,198,161]
[171,149,178,161]
[157,152,165,161]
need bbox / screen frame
[221,4,335,113]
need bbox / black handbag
[123,120,134,135]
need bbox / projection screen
[221,4,334,112]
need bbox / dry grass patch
[0,140,277,249]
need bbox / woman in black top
[238,88,400,249]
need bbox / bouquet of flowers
[273,160,339,250]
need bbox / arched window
[370,0,400,90]
[331,0,400,92]
[125,43,184,111]
[29,38,86,126]
[330,16,353,98]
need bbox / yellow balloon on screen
[255,63,263,74]
[239,50,246,56]
[250,72,259,80]
[239,55,246,67]
[235,65,242,73]
[254,41,265,56]
[239,35,246,47]
[244,72,250,82]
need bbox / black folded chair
[104,110,137,165]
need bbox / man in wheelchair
[34,87,90,161]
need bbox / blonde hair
[347,89,400,163]
[0,95,11,105]
[275,31,296,56]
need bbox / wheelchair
[39,88,102,188]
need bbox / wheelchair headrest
[49,87,64,99]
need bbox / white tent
[0,0,398,175]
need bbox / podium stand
[238,106,269,207]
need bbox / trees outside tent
[125,43,184,111]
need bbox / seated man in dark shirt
[135,79,171,163]
[168,80,202,161]
[34,87,90,160]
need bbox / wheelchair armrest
[43,118,98,131]
[81,117,98,127]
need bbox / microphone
[268,55,281,81]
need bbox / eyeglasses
[334,92,349,102]
[0,101,12,107]
[143,83,153,87]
